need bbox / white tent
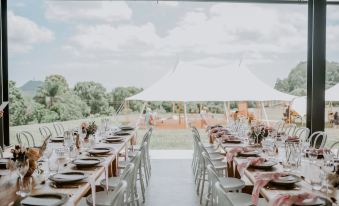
[126,61,295,102]
[291,83,339,117]
[326,83,339,101]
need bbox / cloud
[45,1,132,23]
[8,11,54,53]
[158,1,179,7]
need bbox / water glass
[15,159,30,197]
[48,158,58,175]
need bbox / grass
[8,106,339,149]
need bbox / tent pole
[113,100,125,123]
[261,102,269,126]
[135,102,147,128]
[184,102,189,128]
[223,102,229,124]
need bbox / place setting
[103,135,126,144]
[49,171,88,188]
[119,125,135,131]
[12,193,69,206]
[87,147,113,157]
[71,157,104,169]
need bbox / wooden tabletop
[0,131,135,206]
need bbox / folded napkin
[252,172,287,205]
[21,196,61,206]
[286,136,300,142]
[269,192,317,206]
[226,147,255,163]
[222,135,240,141]
[237,157,266,177]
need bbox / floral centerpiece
[11,145,40,177]
[81,121,97,139]
[248,124,269,145]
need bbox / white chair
[206,164,245,206]
[39,126,53,139]
[330,141,339,158]
[100,163,134,191]
[16,131,36,147]
[53,123,64,137]
[214,182,267,206]
[293,127,310,142]
[307,131,327,148]
[86,180,127,206]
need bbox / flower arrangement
[248,124,269,145]
[81,121,97,139]
[11,145,40,177]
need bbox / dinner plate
[270,174,301,187]
[50,137,64,142]
[114,131,131,136]
[49,172,87,183]
[250,161,277,170]
[119,126,135,131]
[88,147,112,155]
[105,137,125,143]
[293,196,331,206]
[223,139,242,144]
[0,158,9,169]
[238,150,260,157]
[16,193,68,206]
[72,157,102,168]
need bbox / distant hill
[20,80,43,97]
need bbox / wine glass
[309,149,318,164]
[15,159,30,197]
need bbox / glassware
[15,159,30,197]
[308,149,318,163]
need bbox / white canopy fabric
[291,83,339,116]
[126,61,295,102]
[326,83,339,101]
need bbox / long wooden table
[219,140,339,204]
[0,131,136,206]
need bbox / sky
[7,0,339,90]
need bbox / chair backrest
[39,126,53,139]
[330,141,339,158]
[307,131,327,148]
[120,163,134,202]
[110,180,127,206]
[283,124,297,136]
[214,182,234,206]
[293,127,310,142]
[0,146,3,158]
[206,164,223,205]
[53,123,64,137]
[16,131,36,147]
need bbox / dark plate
[50,137,64,142]
[119,126,135,131]
[223,139,242,144]
[250,161,277,170]
[15,193,68,206]
[49,171,87,183]
[114,131,131,136]
[270,174,301,187]
[105,137,125,143]
[72,157,102,168]
[88,147,112,155]
[238,150,260,157]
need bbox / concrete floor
[144,159,199,206]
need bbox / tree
[109,87,143,112]
[51,91,90,121]
[34,74,69,108]
[73,81,110,114]
[274,61,339,96]
[9,81,29,126]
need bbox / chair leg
[139,167,146,203]
[200,170,206,204]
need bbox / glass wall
[8,1,307,148]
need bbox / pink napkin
[226,147,254,164]
[252,172,287,205]
[237,157,266,177]
[269,193,317,206]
